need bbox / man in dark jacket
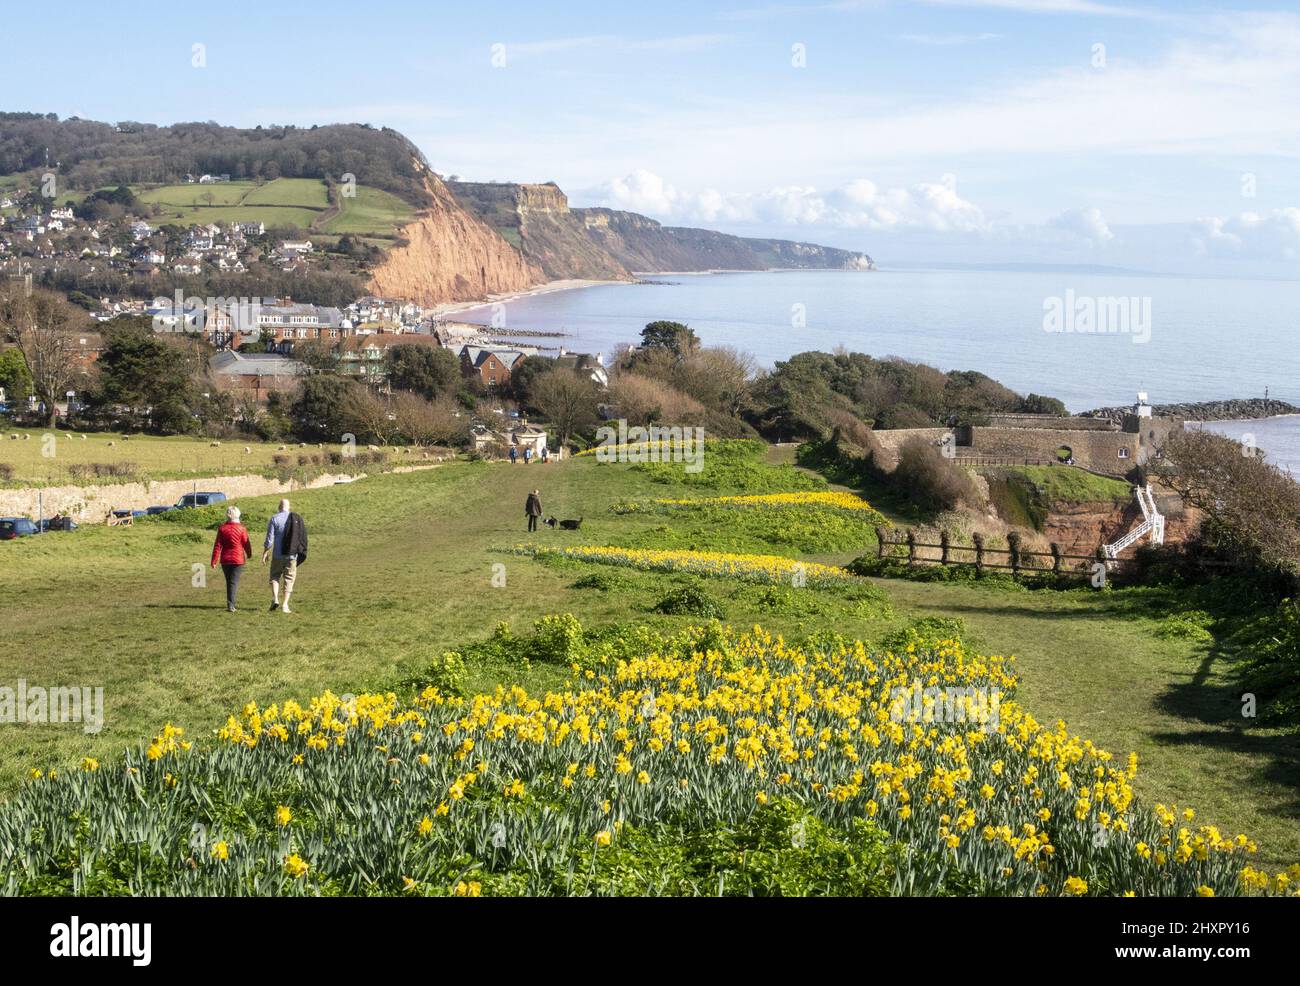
[263,498,308,614]
[525,489,542,532]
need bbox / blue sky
[6,0,1300,273]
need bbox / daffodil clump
[517,545,855,587]
[653,491,882,513]
[2,622,1294,897]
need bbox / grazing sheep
[22,434,30,440]
[244,446,252,454]
[278,445,286,451]
[107,441,115,447]
[8,434,16,440]
[210,441,221,448]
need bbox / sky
[5,0,1300,274]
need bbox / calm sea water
[458,267,1300,471]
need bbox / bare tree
[0,287,87,425]
[608,370,708,426]
[529,368,601,448]
[352,388,399,446]
[393,392,466,448]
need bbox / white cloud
[1193,209,1300,261]
[1045,207,1115,246]
[590,171,1132,252]
[592,170,989,232]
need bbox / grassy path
[1,452,1296,866]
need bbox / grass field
[0,427,343,487]
[132,178,415,236]
[0,441,1296,868]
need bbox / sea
[455,266,1300,474]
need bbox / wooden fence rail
[876,526,1103,577]
[873,526,1234,578]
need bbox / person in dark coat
[211,505,253,612]
[525,489,542,532]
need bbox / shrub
[531,613,585,664]
[892,438,976,512]
[654,582,725,619]
[405,651,469,696]
[569,571,632,592]
[1153,611,1215,642]
[68,462,138,482]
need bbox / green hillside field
[1,440,1295,872]
[131,177,415,236]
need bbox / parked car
[146,505,178,516]
[38,517,78,532]
[176,492,227,509]
[0,517,39,540]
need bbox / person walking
[525,489,543,532]
[211,505,253,612]
[263,498,308,613]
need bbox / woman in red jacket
[211,505,254,612]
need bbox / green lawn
[999,464,1132,503]
[0,448,1295,868]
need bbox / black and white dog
[544,516,583,530]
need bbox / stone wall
[868,427,954,470]
[0,471,361,523]
[969,427,1135,476]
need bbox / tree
[640,320,699,357]
[528,368,601,447]
[352,388,399,446]
[510,354,557,408]
[386,344,460,399]
[92,326,202,433]
[393,392,467,447]
[608,371,707,426]
[0,287,86,425]
[0,347,33,402]
[1159,429,1300,576]
[290,375,371,442]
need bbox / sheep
[209,441,221,448]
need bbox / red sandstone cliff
[1042,495,1202,556]
[368,173,545,306]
